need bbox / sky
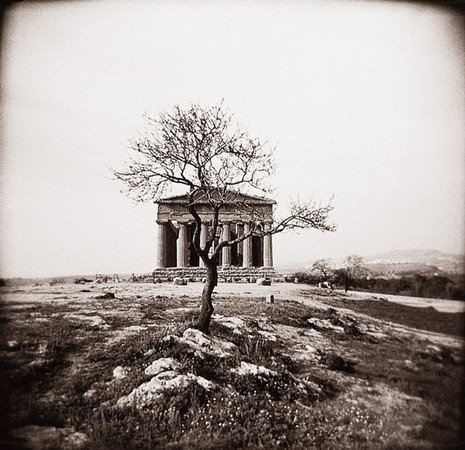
[1,0,464,278]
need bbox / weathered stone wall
[152,267,284,283]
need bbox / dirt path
[2,282,462,350]
[212,283,465,314]
[4,281,462,312]
[340,289,465,313]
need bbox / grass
[0,284,463,449]
[322,295,465,337]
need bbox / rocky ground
[0,282,464,449]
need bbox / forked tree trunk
[195,262,218,334]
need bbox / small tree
[311,259,334,282]
[334,255,368,292]
[113,103,336,333]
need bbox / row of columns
[156,220,273,269]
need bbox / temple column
[236,223,244,266]
[221,221,231,268]
[199,222,208,267]
[264,223,273,267]
[243,222,253,267]
[156,220,167,268]
[177,221,189,267]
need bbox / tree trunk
[195,262,217,334]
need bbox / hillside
[277,249,465,275]
[364,249,465,274]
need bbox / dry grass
[0,282,463,449]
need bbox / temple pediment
[156,190,276,206]
[156,190,274,224]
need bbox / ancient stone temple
[152,192,282,282]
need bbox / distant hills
[365,249,463,265]
[277,249,465,275]
[364,249,465,274]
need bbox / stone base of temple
[152,267,284,283]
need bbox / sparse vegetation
[352,273,465,300]
[294,271,465,300]
[322,295,465,337]
[0,282,463,448]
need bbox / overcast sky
[1,0,464,278]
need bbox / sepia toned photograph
[1,0,464,448]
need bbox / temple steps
[152,267,284,283]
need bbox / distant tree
[413,274,426,297]
[291,271,318,284]
[113,103,336,333]
[334,255,368,292]
[311,259,334,282]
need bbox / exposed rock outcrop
[116,371,216,409]
[162,328,237,358]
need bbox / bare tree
[113,103,336,333]
[311,259,334,282]
[334,255,368,292]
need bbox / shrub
[322,353,356,373]
[291,272,319,284]
[351,274,464,300]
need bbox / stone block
[153,266,284,283]
[173,277,187,285]
[265,294,275,304]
